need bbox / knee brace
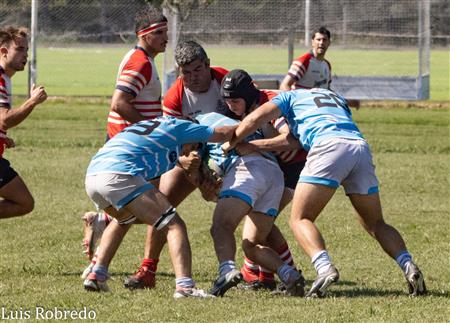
[154,206,176,230]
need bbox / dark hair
[134,4,167,34]
[312,26,331,40]
[174,40,208,67]
[0,26,28,47]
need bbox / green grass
[11,46,450,100]
[0,100,448,322]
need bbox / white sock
[311,250,332,275]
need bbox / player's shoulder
[210,67,229,82]
[296,51,314,63]
[123,48,151,69]
[197,112,237,126]
[260,89,280,103]
[0,72,7,87]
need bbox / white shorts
[219,156,284,217]
[85,173,154,211]
[299,138,379,195]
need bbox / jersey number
[123,121,161,136]
[312,91,350,113]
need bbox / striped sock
[219,260,236,276]
[259,266,275,282]
[242,257,259,282]
[311,250,332,275]
[395,250,412,273]
[92,264,109,281]
[175,277,195,290]
[276,243,296,269]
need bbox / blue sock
[92,264,108,281]
[175,277,195,289]
[395,250,412,272]
[219,260,236,276]
[277,263,299,285]
[311,250,332,275]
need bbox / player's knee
[363,218,386,236]
[18,196,34,216]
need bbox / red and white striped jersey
[0,68,11,157]
[107,46,162,138]
[288,51,331,90]
[162,67,228,117]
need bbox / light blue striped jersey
[196,112,275,175]
[272,88,363,151]
[87,116,214,180]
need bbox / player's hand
[221,141,235,155]
[235,142,257,156]
[177,151,201,172]
[4,136,15,149]
[29,84,47,105]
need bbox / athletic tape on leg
[154,207,176,230]
[116,215,136,225]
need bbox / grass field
[11,46,450,101]
[0,99,448,322]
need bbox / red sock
[259,267,275,282]
[141,258,159,272]
[276,243,296,269]
[241,257,259,282]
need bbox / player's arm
[223,101,282,154]
[235,132,301,155]
[0,84,47,130]
[110,89,146,124]
[279,74,295,91]
[208,125,238,143]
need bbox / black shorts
[0,158,18,189]
[279,160,305,190]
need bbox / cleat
[210,269,242,297]
[259,279,277,291]
[173,287,215,299]
[123,266,156,290]
[277,269,305,297]
[82,211,109,260]
[306,265,339,298]
[83,273,109,292]
[81,262,95,279]
[240,279,277,291]
[404,262,427,296]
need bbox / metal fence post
[28,0,38,97]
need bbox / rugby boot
[306,265,339,298]
[210,269,242,297]
[404,262,427,296]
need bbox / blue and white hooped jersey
[196,112,275,175]
[87,116,214,180]
[271,88,364,151]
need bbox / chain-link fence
[0,0,448,98]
